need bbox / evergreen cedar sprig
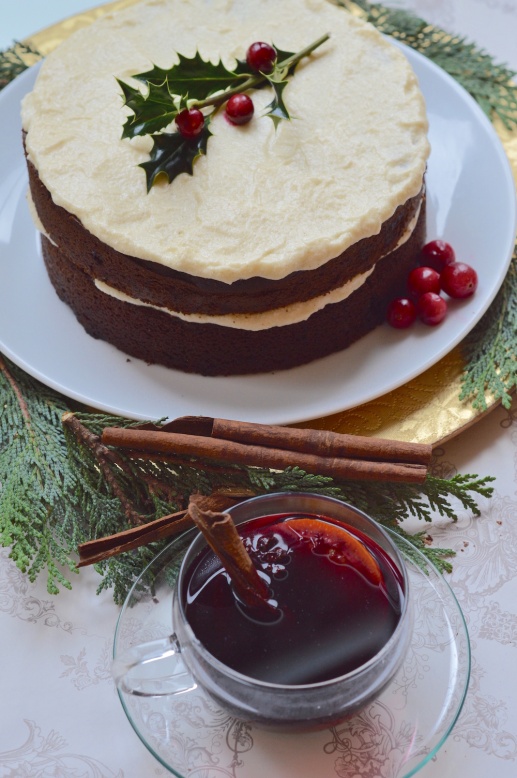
[0,3,511,599]
[0,41,40,90]
[118,34,330,190]
[460,249,517,410]
[0,353,496,601]
[0,356,76,595]
[77,443,495,601]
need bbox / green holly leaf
[139,120,213,191]
[119,52,249,139]
[134,52,248,101]
[273,46,298,75]
[119,78,185,139]
[259,49,301,127]
[262,73,291,127]
[233,58,255,76]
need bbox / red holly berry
[225,93,254,125]
[386,297,417,329]
[417,292,447,326]
[407,266,441,298]
[420,240,456,271]
[440,262,478,299]
[246,41,277,74]
[175,108,204,138]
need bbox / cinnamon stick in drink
[76,490,253,567]
[76,509,191,567]
[188,495,273,613]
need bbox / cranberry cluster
[174,42,276,138]
[386,240,478,329]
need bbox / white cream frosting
[93,202,422,330]
[94,268,373,330]
[22,0,429,284]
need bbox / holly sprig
[118,34,329,190]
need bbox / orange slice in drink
[283,518,382,585]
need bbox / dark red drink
[183,512,405,686]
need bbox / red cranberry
[246,41,277,74]
[417,292,447,326]
[420,240,456,271]
[440,262,478,299]
[225,93,254,125]
[407,266,441,298]
[175,108,204,138]
[386,297,417,329]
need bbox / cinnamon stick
[188,495,273,612]
[101,427,428,483]
[77,509,191,567]
[76,490,253,567]
[220,419,431,465]
[159,416,432,466]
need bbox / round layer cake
[22,0,430,375]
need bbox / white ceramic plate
[0,43,515,424]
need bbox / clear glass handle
[112,633,197,697]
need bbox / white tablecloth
[1,1,517,776]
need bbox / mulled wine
[115,493,411,731]
[183,512,405,686]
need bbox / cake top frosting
[22,0,429,283]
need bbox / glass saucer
[113,529,470,778]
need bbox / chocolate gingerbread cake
[22,0,430,375]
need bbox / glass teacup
[112,492,412,732]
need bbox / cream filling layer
[22,0,429,283]
[93,203,421,331]
[94,269,373,330]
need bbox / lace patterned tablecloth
[1,1,517,777]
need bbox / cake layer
[22,0,429,284]
[27,158,424,316]
[40,200,425,375]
